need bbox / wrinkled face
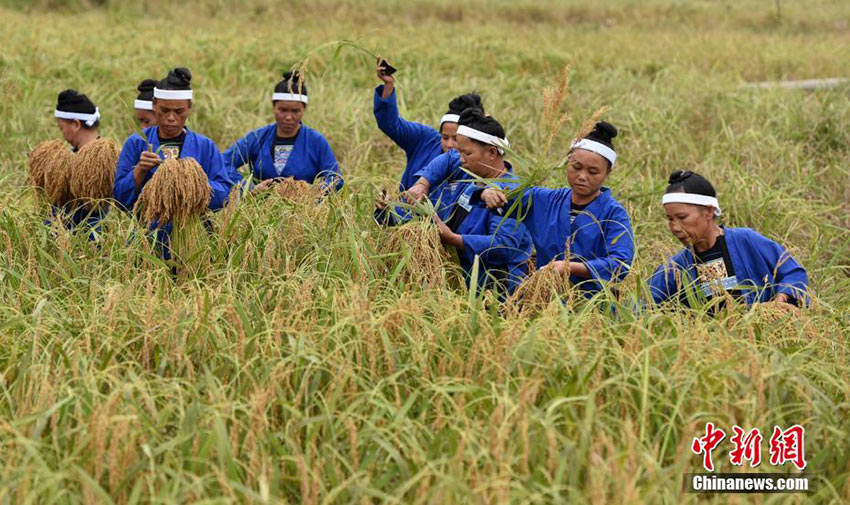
[135,109,156,128]
[440,122,458,152]
[457,135,500,178]
[664,201,715,246]
[273,100,306,136]
[566,148,610,199]
[56,118,79,144]
[153,99,192,139]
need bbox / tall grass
[1,0,849,503]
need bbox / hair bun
[668,170,693,184]
[589,121,618,143]
[58,89,81,102]
[137,79,156,93]
[458,107,486,124]
[448,93,483,115]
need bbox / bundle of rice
[29,140,73,205]
[71,137,119,208]
[749,301,818,342]
[274,177,320,204]
[505,266,570,316]
[134,157,211,228]
[382,220,452,288]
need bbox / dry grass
[135,157,212,227]
[70,137,119,208]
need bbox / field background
[1,0,849,503]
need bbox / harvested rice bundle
[749,301,818,341]
[274,177,320,204]
[28,140,71,199]
[39,144,74,206]
[71,137,119,208]
[135,157,211,228]
[506,266,570,316]
[382,220,452,288]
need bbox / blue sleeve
[222,132,256,178]
[374,204,412,227]
[752,233,810,305]
[373,85,438,154]
[461,215,530,266]
[647,258,683,304]
[580,204,635,283]
[417,152,455,187]
[316,135,344,192]
[205,143,237,211]
[114,135,145,211]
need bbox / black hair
[457,107,506,147]
[665,170,717,197]
[56,89,99,129]
[274,70,307,97]
[446,93,483,116]
[586,121,617,148]
[157,67,192,91]
[136,78,156,101]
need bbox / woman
[222,71,343,193]
[477,122,634,296]
[432,108,533,297]
[114,67,237,257]
[52,89,107,237]
[373,57,481,194]
[133,78,157,128]
[648,170,808,307]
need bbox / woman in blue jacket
[648,170,809,307]
[223,71,343,193]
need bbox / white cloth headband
[456,124,510,154]
[440,113,460,125]
[153,88,193,100]
[570,138,617,166]
[272,93,309,104]
[54,107,100,127]
[662,192,723,216]
[134,99,153,110]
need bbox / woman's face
[153,99,192,138]
[56,118,78,144]
[135,109,156,128]
[566,148,610,200]
[664,201,715,246]
[440,122,458,152]
[457,135,500,178]
[273,100,306,136]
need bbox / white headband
[456,124,510,154]
[134,99,153,111]
[440,113,460,125]
[662,193,723,216]
[570,138,617,166]
[153,88,193,100]
[54,107,100,127]
[272,93,309,104]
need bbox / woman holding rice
[222,71,343,194]
[647,170,809,307]
[476,121,635,297]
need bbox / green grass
[1,0,849,503]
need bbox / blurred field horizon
[1,0,849,503]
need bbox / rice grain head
[382,220,452,288]
[506,266,570,316]
[135,157,211,227]
[29,140,73,206]
[71,137,120,208]
[274,177,320,204]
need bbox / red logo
[691,422,726,472]
[692,423,807,471]
[769,425,807,471]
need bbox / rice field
[1,0,849,503]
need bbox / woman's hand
[377,56,395,98]
[480,188,507,209]
[405,179,430,203]
[375,189,391,210]
[434,214,462,249]
[250,178,277,195]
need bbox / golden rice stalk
[71,137,119,208]
[170,213,210,278]
[40,145,74,206]
[541,65,571,153]
[381,220,452,288]
[749,301,818,341]
[135,157,211,228]
[274,177,320,204]
[28,139,67,190]
[576,106,611,141]
[506,266,570,316]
